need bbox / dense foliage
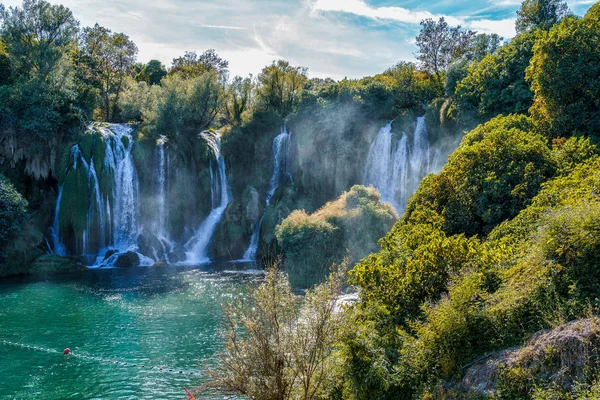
[405,114,553,237]
[275,186,397,288]
[527,14,600,140]
[450,31,540,127]
[0,174,27,246]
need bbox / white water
[155,136,168,239]
[364,117,443,213]
[110,125,140,250]
[54,124,141,263]
[50,185,66,256]
[242,126,292,261]
[185,132,231,264]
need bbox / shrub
[527,17,600,139]
[405,114,554,237]
[205,263,347,400]
[276,185,396,288]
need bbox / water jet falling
[155,136,168,239]
[242,126,292,261]
[185,132,231,264]
[363,117,443,213]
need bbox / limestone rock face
[244,187,261,227]
[210,186,263,261]
[461,318,600,395]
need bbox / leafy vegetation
[276,186,397,288]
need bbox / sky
[2,0,597,80]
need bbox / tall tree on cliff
[79,23,137,122]
[415,17,475,76]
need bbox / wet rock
[137,234,151,257]
[113,251,140,268]
[168,245,186,263]
[103,249,117,261]
[152,260,168,268]
[243,187,261,226]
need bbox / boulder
[103,249,117,261]
[113,251,140,268]
[152,260,168,268]
[461,318,600,395]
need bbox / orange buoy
[63,348,70,355]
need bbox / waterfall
[155,136,168,239]
[56,124,140,264]
[50,185,66,256]
[184,132,231,264]
[110,125,140,250]
[242,126,292,261]
[364,117,443,213]
[267,126,292,205]
[86,157,106,253]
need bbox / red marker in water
[63,348,70,355]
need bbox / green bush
[276,185,396,288]
[0,174,28,246]
[405,114,554,237]
[451,32,540,127]
[527,16,600,139]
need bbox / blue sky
[2,0,597,80]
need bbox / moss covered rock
[28,255,85,275]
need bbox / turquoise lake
[0,264,261,399]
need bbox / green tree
[225,75,253,125]
[79,23,138,121]
[0,40,12,85]
[467,33,503,62]
[256,60,307,117]
[0,0,79,79]
[526,16,600,139]
[169,49,228,79]
[405,114,554,237]
[452,31,540,126]
[516,0,570,33]
[0,174,28,247]
[153,72,224,139]
[0,0,88,179]
[416,17,475,76]
[134,59,166,85]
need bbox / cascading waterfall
[109,125,140,250]
[242,126,292,261]
[364,117,443,213]
[185,132,231,264]
[53,124,142,265]
[50,185,66,256]
[155,136,168,239]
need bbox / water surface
[0,264,260,399]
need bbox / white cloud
[308,0,516,37]
[309,0,464,25]
[197,24,248,30]
[468,18,516,38]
